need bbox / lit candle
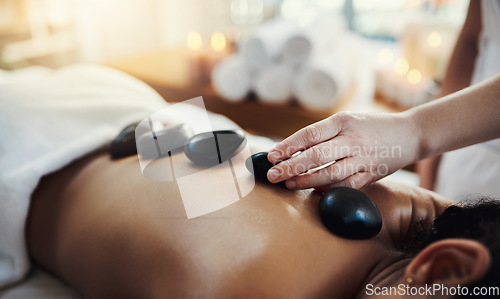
[407,69,422,85]
[210,31,227,53]
[391,58,410,102]
[187,32,203,52]
[398,68,427,108]
[427,31,442,48]
[420,30,443,80]
[423,30,452,81]
[394,58,409,76]
[187,31,211,85]
[402,23,458,82]
[210,31,229,66]
[374,48,397,102]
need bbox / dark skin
[27,149,452,298]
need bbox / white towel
[0,64,168,288]
[253,64,293,105]
[293,53,350,111]
[302,12,347,58]
[211,55,251,102]
[293,36,356,111]
[240,18,312,70]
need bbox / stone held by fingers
[245,152,287,188]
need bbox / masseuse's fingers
[285,157,363,190]
[314,172,373,192]
[268,113,345,163]
[267,136,352,183]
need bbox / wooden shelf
[105,49,397,139]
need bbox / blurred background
[0,0,469,138]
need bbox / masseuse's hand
[267,111,419,191]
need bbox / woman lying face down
[27,149,497,298]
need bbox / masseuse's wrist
[399,109,426,164]
[405,105,443,162]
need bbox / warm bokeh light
[187,32,202,50]
[377,48,394,65]
[407,69,422,84]
[394,58,410,76]
[210,32,227,52]
[427,31,442,47]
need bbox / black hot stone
[245,152,287,188]
[111,123,194,160]
[138,123,193,159]
[109,122,140,159]
[318,187,382,240]
[184,129,246,166]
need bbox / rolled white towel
[303,13,347,57]
[253,64,293,105]
[241,36,271,71]
[293,52,352,111]
[281,34,311,67]
[241,18,311,70]
[212,55,251,102]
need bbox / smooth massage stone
[138,123,193,159]
[111,122,193,160]
[319,187,382,240]
[184,129,246,166]
[245,152,287,188]
[109,122,141,159]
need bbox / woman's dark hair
[406,198,500,298]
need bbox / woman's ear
[405,239,490,286]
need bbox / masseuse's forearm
[409,74,500,161]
